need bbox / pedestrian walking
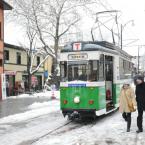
[119,84,137,132]
[135,75,145,133]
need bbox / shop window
[37,56,40,66]
[4,50,9,61]
[16,52,21,64]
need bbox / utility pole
[120,24,123,49]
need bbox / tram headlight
[74,96,80,104]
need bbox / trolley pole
[120,20,134,50]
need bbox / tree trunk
[27,55,32,91]
[28,72,32,91]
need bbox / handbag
[125,92,136,112]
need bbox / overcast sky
[4,0,145,56]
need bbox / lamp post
[121,20,134,49]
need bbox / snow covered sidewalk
[0,98,63,145]
[7,91,60,99]
[0,100,60,124]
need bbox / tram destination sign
[68,53,88,60]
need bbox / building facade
[0,1,12,99]
[4,43,45,96]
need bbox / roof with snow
[4,43,25,51]
[0,0,12,10]
[62,41,132,59]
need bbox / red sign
[73,43,82,51]
[31,76,38,84]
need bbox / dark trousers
[122,112,131,129]
[137,108,143,130]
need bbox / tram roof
[61,41,132,59]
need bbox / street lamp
[121,20,134,49]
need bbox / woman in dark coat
[135,75,145,133]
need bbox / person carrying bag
[119,84,137,132]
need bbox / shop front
[5,71,16,96]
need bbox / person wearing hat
[135,75,145,133]
[119,84,137,132]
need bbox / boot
[127,114,131,132]
[136,129,143,133]
[122,113,127,121]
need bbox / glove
[134,106,137,110]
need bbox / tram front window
[60,60,99,82]
[68,63,88,81]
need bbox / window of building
[37,56,40,66]
[16,52,21,64]
[0,59,3,66]
[0,22,1,40]
[4,50,9,61]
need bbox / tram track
[28,120,73,145]
[18,119,94,145]
[18,110,119,145]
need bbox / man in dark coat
[135,75,145,133]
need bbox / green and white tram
[60,41,133,119]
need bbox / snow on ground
[33,111,145,145]
[7,91,60,99]
[1,85,145,145]
[0,98,65,145]
[0,100,60,124]
[0,97,145,145]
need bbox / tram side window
[124,61,132,79]
[119,59,125,79]
[88,60,98,81]
[99,54,104,81]
[119,58,132,79]
[60,61,67,81]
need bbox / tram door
[105,56,114,111]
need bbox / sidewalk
[0,97,50,119]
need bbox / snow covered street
[0,92,145,145]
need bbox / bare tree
[10,0,99,86]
